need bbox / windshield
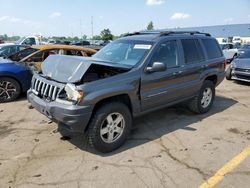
[234,43,241,49]
[238,50,250,59]
[15,37,25,44]
[241,44,250,50]
[93,40,153,66]
[0,46,8,55]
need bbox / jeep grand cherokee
[28,31,226,153]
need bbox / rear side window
[202,39,222,59]
[181,39,204,64]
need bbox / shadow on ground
[234,80,250,86]
[59,96,238,156]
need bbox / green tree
[82,34,87,40]
[92,35,102,40]
[100,29,113,41]
[147,21,154,31]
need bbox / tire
[87,102,132,153]
[226,68,232,80]
[188,80,215,114]
[0,77,21,103]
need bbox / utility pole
[91,16,94,39]
[80,18,82,39]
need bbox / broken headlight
[64,83,84,104]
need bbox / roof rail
[123,30,211,37]
[123,31,156,37]
[159,31,211,37]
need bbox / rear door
[140,39,187,111]
[177,38,206,98]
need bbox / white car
[220,43,241,62]
[232,36,241,44]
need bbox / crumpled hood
[233,58,250,69]
[41,55,130,83]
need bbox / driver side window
[151,40,179,69]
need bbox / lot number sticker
[134,44,152,49]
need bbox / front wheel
[0,77,21,103]
[87,102,132,153]
[188,80,215,114]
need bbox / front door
[140,40,186,111]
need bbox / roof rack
[123,31,211,37]
[159,31,211,37]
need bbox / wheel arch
[84,94,133,132]
[204,75,218,86]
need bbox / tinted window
[202,39,222,59]
[151,40,179,68]
[181,39,204,64]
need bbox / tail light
[223,59,227,70]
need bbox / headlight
[64,84,84,103]
[230,61,236,68]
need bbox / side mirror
[146,62,166,73]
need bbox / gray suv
[28,31,226,153]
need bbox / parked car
[0,44,28,58]
[71,41,90,46]
[240,43,250,50]
[232,36,241,44]
[15,36,42,46]
[0,45,96,102]
[220,43,240,62]
[226,49,250,82]
[28,31,225,153]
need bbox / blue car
[226,49,250,82]
[0,48,36,102]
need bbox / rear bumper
[27,90,93,133]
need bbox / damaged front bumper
[27,90,93,133]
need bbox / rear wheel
[188,80,215,114]
[226,68,232,80]
[87,102,132,153]
[0,77,21,103]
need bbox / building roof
[158,23,250,38]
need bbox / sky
[0,0,250,37]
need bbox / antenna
[80,18,82,39]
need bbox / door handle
[201,64,208,68]
[173,71,183,75]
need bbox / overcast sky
[0,0,250,37]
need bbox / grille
[235,74,250,81]
[31,77,60,101]
[235,68,250,72]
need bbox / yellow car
[8,44,97,71]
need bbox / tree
[82,34,87,40]
[147,21,154,31]
[100,29,113,41]
[92,35,102,40]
